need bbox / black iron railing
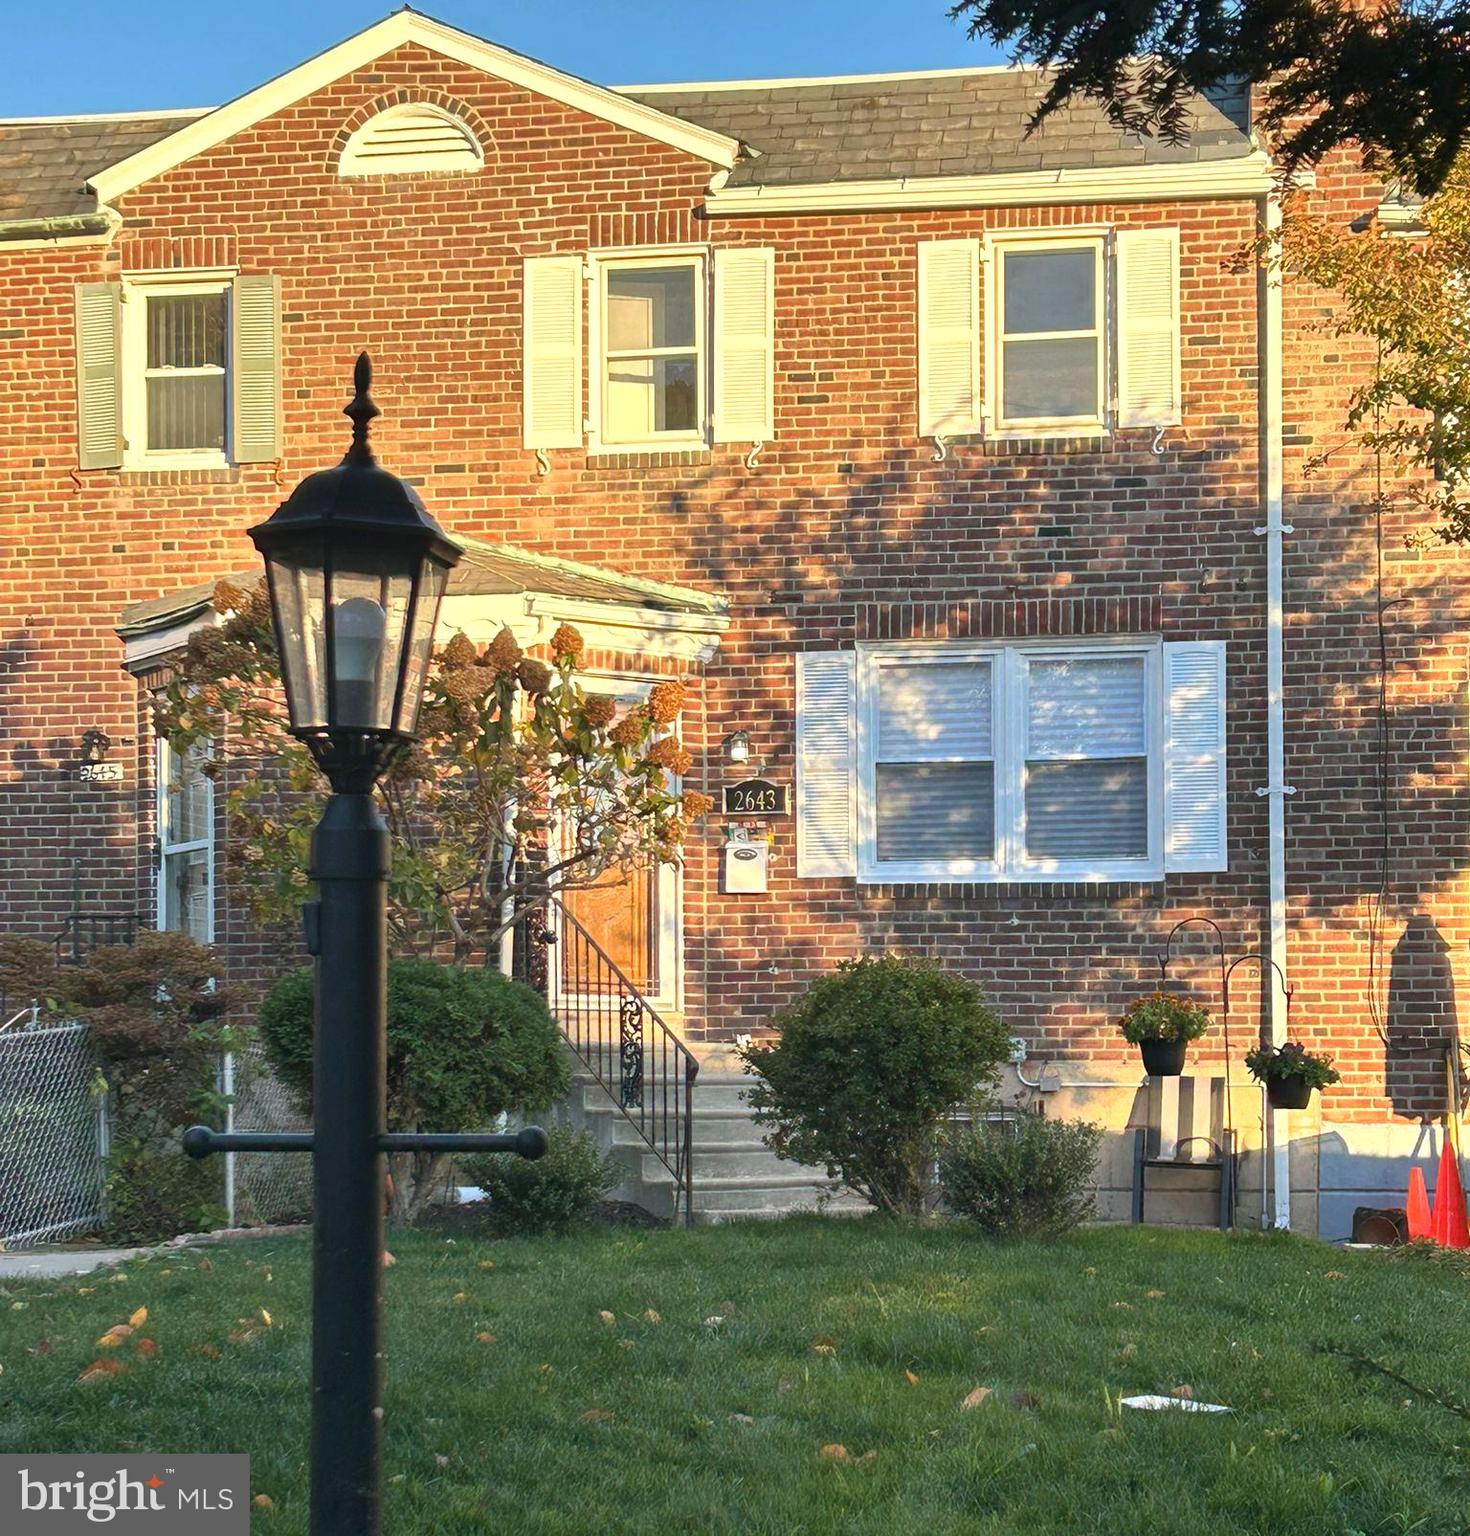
[536,894,698,1224]
[54,910,141,965]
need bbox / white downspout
[1260,191,1293,1229]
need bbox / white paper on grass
[1120,1395,1231,1413]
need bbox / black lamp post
[185,355,547,1536]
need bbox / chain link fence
[0,1020,107,1249]
[225,1039,312,1227]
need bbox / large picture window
[858,642,1160,882]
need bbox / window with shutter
[916,238,981,437]
[849,640,1198,884]
[522,256,584,450]
[1117,228,1182,428]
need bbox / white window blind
[874,660,995,864]
[1023,656,1148,861]
[157,738,213,943]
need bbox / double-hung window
[596,255,705,449]
[124,278,232,467]
[992,238,1106,434]
[859,642,1161,882]
[157,738,214,942]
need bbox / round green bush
[461,1125,617,1234]
[940,1113,1101,1238]
[741,954,1011,1217]
[258,959,569,1222]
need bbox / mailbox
[723,838,769,894]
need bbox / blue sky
[6,2,1010,118]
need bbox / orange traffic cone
[1434,1140,1470,1250]
[1407,1166,1433,1241]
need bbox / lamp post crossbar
[185,1128,550,1158]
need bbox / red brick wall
[0,40,1461,1126]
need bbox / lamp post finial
[344,351,381,464]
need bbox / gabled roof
[85,11,741,207]
[624,67,1252,190]
[116,536,725,640]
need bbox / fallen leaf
[904,1369,920,1387]
[160,1269,172,1277]
[198,1258,213,1273]
[1012,1389,1041,1410]
[598,1310,616,1326]
[31,1340,53,1357]
[259,1309,273,1328]
[478,1259,495,1271]
[1084,1267,1099,1278]
[859,1450,879,1464]
[643,1308,661,1324]
[76,1287,94,1296]
[434,1454,450,1468]
[1112,1302,1134,1311]
[451,1293,468,1305]
[1144,1290,1165,1301]
[1171,1384,1194,1400]
[9,1302,25,1312]
[95,1325,132,1348]
[381,1252,396,1269]
[812,1343,835,1357]
[1117,1343,1138,1363]
[582,1408,613,1423]
[617,1338,636,1351]
[731,1413,755,1428]
[961,1387,992,1411]
[79,1359,125,1384]
[819,1444,848,1461]
[703,1316,724,1329]
[129,1307,148,1328]
[198,1344,221,1360]
[1324,1270,1345,1281]
[475,1332,496,1345]
[251,1494,273,1511]
[135,1338,160,1358]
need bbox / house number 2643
[722,779,788,816]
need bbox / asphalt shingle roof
[116,537,725,639]
[623,69,1253,188]
[2,64,1255,228]
[0,113,201,224]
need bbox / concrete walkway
[0,1246,150,1279]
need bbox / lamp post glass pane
[396,558,449,735]
[327,553,414,731]
[266,541,329,731]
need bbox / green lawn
[1,1218,1467,1534]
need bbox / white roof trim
[88,12,740,204]
[618,61,1025,91]
[0,106,213,126]
[704,152,1276,214]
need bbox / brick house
[1,11,1462,1232]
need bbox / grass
[1,1217,1468,1534]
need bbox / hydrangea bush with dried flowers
[156,582,710,963]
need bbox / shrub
[1244,1040,1341,1090]
[941,1112,1101,1238]
[258,959,569,1223]
[741,954,1011,1217]
[462,1125,617,1234]
[35,932,236,1243]
[1119,992,1211,1045]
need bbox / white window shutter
[1117,228,1181,428]
[916,238,981,437]
[231,273,282,464]
[1164,640,1227,872]
[713,246,774,443]
[75,282,123,470]
[796,651,857,878]
[522,256,583,449]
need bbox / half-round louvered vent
[339,104,484,178]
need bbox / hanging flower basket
[1119,993,1211,1078]
[1245,1041,1340,1109]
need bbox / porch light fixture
[248,352,462,793]
[724,729,750,764]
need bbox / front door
[561,862,660,996]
